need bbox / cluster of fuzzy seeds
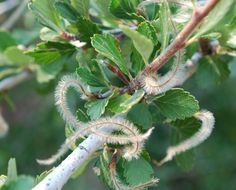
[38,75,153,165]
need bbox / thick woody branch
[33,134,104,190]
[0,0,18,15]
[144,0,218,74]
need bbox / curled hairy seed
[38,76,153,165]
[158,110,215,166]
[88,118,154,160]
[142,50,200,95]
[38,118,153,165]
[55,75,89,130]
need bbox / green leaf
[109,0,142,20]
[195,58,218,88]
[76,17,101,46]
[88,60,109,84]
[4,47,34,66]
[94,148,114,188]
[120,89,145,112]
[35,169,53,184]
[40,27,60,42]
[120,25,154,64]
[7,158,17,181]
[85,98,110,120]
[137,21,158,45]
[130,48,145,75]
[213,57,231,82]
[91,34,130,77]
[107,93,131,113]
[142,2,159,20]
[154,88,199,120]
[54,1,79,23]
[170,117,201,171]
[174,150,195,172]
[149,103,166,124]
[90,0,116,25]
[160,1,170,52]
[127,102,153,129]
[65,124,76,141]
[77,67,106,87]
[123,157,154,186]
[27,42,75,82]
[71,0,90,19]
[130,21,157,74]
[76,109,89,122]
[0,31,16,52]
[1,176,34,190]
[29,0,61,32]
[191,0,236,40]
[35,64,63,83]
[195,56,230,87]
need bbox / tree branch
[118,0,219,95]
[32,1,219,189]
[106,62,130,85]
[0,70,31,92]
[144,0,218,74]
[32,134,104,190]
[1,0,28,30]
[0,0,19,15]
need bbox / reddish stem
[106,62,130,85]
[60,31,77,41]
[144,0,219,75]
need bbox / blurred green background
[0,1,236,189]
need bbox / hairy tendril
[141,8,197,96]
[141,49,201,95]
[37,75,153,165]
[158,110,215,166]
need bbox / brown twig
[198,38,219,55]
[118,0,219,94]
[108,149,118,170]
[106,62,130,85]
[144,0,218,74]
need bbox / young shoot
[158,110,215,166]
